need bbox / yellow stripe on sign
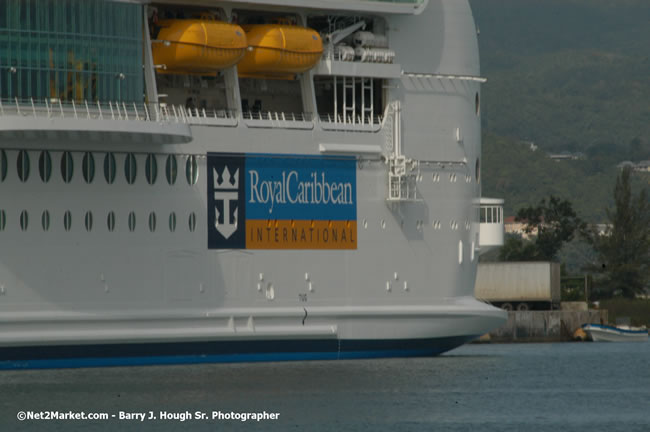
[247,220,357,249]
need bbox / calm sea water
[1,342,648,432]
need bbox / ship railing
[0,97,161,122]
[171,105,239,126]
[242,111,314,122]
[0,98,386,132]
[242,110,315,130]
[319,113,383,132]
[0,97,239,126]
[323,49,351,63]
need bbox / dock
[478,309,608,343]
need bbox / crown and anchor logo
[213,165,240,239]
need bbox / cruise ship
[0,0,506,369]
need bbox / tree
[583,168,650,298]
[499,196,584,261]
[498,234,538,261]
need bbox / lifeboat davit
[237,24,323,79]
[152,17,247,75]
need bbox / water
[1,342,648,431]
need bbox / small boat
[237,24,323,79]
[582,324,648,342]
[152,15,248,74]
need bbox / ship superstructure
[0,0,505,368]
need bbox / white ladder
[342,76,356,124]
[361,78,373,125]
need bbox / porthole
[41,210,50,231]
[20,210,28,231]
[107,211,116,232]
[82,152,95,184]
[63,211,72,231]
[458,240,464,264]
[476,158,481,184]
[17,150,30,182]
[0,150,7,182]
[125,153,137,185]
[128,211,136,232]
[475,92,480,116]
[169,212,177,232]
[61,151,74,183]
[148,212,156,232]
[85,211,93,232]
[0,210,6,230]
[186,155,198,185]
[39,151,52,183]
[145,154,157,185]
[104,153,116,184]
[165,155,177,185]
[189,212,197,232]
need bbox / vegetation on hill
[471,0,650,155]
[470,0,650,222]
[469,0,650,298]
[481,132,624,221]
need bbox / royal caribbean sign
[207,153,357,250]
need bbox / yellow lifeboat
[237,24,323,79]
[152,16,247,75]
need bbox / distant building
[505,218,608,240]
[591,224,611,236]
[504,216,538,240]
[617,160,650,172]
[635,160,650,172]
[617,161,636,170]
[548,152,584,161]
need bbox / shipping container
[475,262,561,311]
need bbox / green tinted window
[83,152,95,184]
[0,0,143,102]
[125,153,137,185]
[39,151,52,183]
[104,153,116,184]
[61,151,74,183]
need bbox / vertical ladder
[342,76,356,124]
[361,78,373,125]
[333,76,338,123]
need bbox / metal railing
[242,111,314,122]
[0,98,389,132]
[0,97,237,126]
[319,112,383,126]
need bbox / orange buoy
[152,16,247,75]
[237,24,323,79]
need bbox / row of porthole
[426,158,481,184]
[0,210,198,233]
[0,150,200,186]
[429,173,469,183]
[413,173,477,184]
[360,218,471,231]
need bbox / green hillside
[470,0,650,153]
[482,133,615,221]
[470,0,650,221]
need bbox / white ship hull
[0,0,506,368]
